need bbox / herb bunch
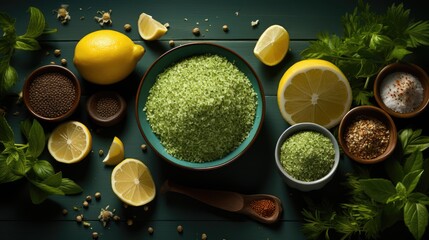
[0,116,82,204]
[0,7,56,98]
[300,1,429,106]
[301,129,429,240]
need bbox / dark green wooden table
[1,1,428,239]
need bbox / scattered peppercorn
[28,72,77,118]
[54,49,61,57]
[148,226,154,234]
[140,144,147,152]
[86,195,92,202]
[202,233,208,240]
[76,214,83,223]
[344,116,390,159]
[98,149,104,156]
[249,199,276,218]
[62,209,68,215]
[126,219,133,226]
[83,200,89,208]
[222,25,229,32]
[61,58,67,66]
[169,40,175,47]
[192,27,200,36]
[113,215,121,222]
[124,23,132,32]
[95,192,102,200]
[177,225,184,233]
[92,232,99,239]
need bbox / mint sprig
[0,116,82,204]
[0,7,56,99]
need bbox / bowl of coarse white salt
[374,62,429,118]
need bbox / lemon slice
[277,59,352,129]
[111,158,156,206]
[137,13,168,40]
[102,136,125,166]
[253,25,289,66]
[48,121,92,164]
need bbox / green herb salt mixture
[280,131,334,182]
[144,54,257,162]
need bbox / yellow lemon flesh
[111,158,156,206]
[73,30,145,85]
[138,13,168,41]
[48,121,92,164]
[102,136,125,166]
[277,59,352,129]
[254,25,289,66]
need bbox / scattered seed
[76,214,83,223]
[62,209,68,215]
[124,23,132,32]
[251,19,259,27]
[92,232,99,239]
[98,149,104,156]
[184,18,188,21]
[80,16,85,20]
[85,195,92,202]
[83,200,89,208]
[164,22,170,28]
[54,49,61,57]
[113,215,121,221]
[50,61,56,65]
[204,18,209,22]
[83,221,91,228]
[235,11,239,16]
[94,192,101,200]
[148,226,154,234]
[143,205,149,211]
[73,206,80,211]
[126,219,133,226]
[202,233,208,240]
[192,27,200,36]
[177,225,183,233]
[61,58,67,66]
[12,111,19,116]
[169,40,175,47]
[140,144,147,151]
[222,25,229,32]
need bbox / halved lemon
[48,121,92,164]
[277,59,352,129]
[111,158,156,206]
[253,25,289,66]
[102,136,125,166]
[137,13,168,41]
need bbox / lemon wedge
[138,13,168,40]
[254,25,289,66]
[277,59,352,129]
[48,121,92,164]
[111,158,156,206]
[102,136,125,166]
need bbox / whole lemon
[73,30,145,85]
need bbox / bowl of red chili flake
[374,62,429,118]
[338,106,397,164]
[23,65,81,122]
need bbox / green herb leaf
[402,170,424,194]
[0,65,18,97]
[14,36,40,50]
[20,119,32,141]
[29,183,48,204]
[23,7,46,39]
[28,119,45,158]
[384,159,404,184]
[0,116,14,143]
[0,154,23,183]
[404,202,428,240]
[32,160,54,179]
[399,129,429,155]
[360,178,396,203]
[0,11,15,29]
[404,151,424,174]
[59,178,83,195]
[409,192,429,205]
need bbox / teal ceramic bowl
[135,42,265,170]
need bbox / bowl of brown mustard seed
[86,91,127,127]
[338,105,397,164]
[23,65,81,122]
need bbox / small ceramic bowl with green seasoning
[274,122,340,192]
[338,105,397,164]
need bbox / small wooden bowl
[86,91,127,127]
[23,65,81,122]
[338,106,397,164]
[374,62,429,118]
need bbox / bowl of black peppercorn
[86,91,127,127]
[23,65,81,122]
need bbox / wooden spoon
[161,180,283,224]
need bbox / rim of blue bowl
[274,122,340,188]
[135,42,266,170]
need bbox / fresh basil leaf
[404,151,424,174]
[399,129,413,150]
[42,171,62,188]
[404,202,428,240]
[59,178,83,195]
[23,7,46,39]
[14,36,40,51]
[20,119,32,141]
[29,183,49,204]
[387,46,412,61]
[0,116,14,143]
[396,182,407,198]
[32,160,54,179]
[384,159,404,184]
[28,119,45,158]
[360,178,396,203]
[1,65,18,94]
[408,192,429,205]
[0,11,15,28]
[0,153,23,183]
[29,178,64,195]
[402,170,424,194]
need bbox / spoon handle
[162,180,245,212]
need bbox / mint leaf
[28,119,45,158]
[59,178,83,194]
[23,7,46,39]
[402,170,423,194]
[0,116,14,143]
[32,160,54,179]
[360,178,396,203]
[14,36,40,50]
[404,202,428,240]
